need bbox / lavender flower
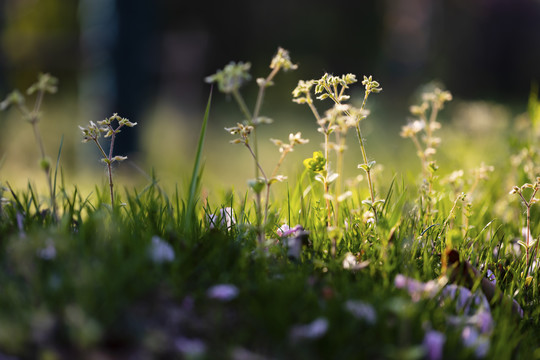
[290,317,329,342]
[461,326,490,358]
[207,284,239,301]
[441,284,490,316]
[344,300,376,324]
[175,336,206,357]
[394,274,441,302]
[37,239,56,260]
[423,330,445,360]
[486,269,496,285]
[148,236,175,264]
[277,224,303,237]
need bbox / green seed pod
[40,157,51,172]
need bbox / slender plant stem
[233,67,282,244]
[411,135,427,179]
[232,90,253,121]
[325,86,377,221]
[253,67,279,120]
[244,143,268,181]
[20,90,57,218]
[245,142,268,243]
[232,89,258,176]
[526,205,531,264]
[334,138,345,226]
[518,187,537,266]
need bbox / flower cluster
[292,80,316,105]
[79,113,137,205]
[395,274,494,358]
[303,151,326,174]
[314,73,358,102]
[224,122,254,145]
[79,113,136,164]
[269,47,298,72]
[361,75,383,95]
[400,87,452,161]
[205,61,251,94]
[270,132,309,153]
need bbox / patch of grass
[1,52,540,359]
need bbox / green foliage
[2,67,540,359]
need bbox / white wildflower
[207,284,239,301]
[290,317,328,342]
[342,252,370,270]
[344,300,376,324]
[148,236,175,264]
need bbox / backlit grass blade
[184,88,212,232]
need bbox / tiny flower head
[292,80,315,104]
[205,61,251,93]
[289,132,309,145]
[400,119,425,138]
[27,73,58,95]
[270,47,297,71]
[362,75,382,93]
[270,138,290,153]
[0,90,25,111]
[225,123,253,143]
[410,102,429,117]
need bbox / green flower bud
[40,157,51,172]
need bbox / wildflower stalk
[208,48,298,244]
[307,99,331,225]
[318,75,381,221]
[1,73,58,219]
[334,135,345,225]
[354,87,377,219]
[79,113,137,207]
[401,87,452,222]
[510,179,540,266]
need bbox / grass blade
[184,87,212,232]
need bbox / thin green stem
[334,136,345,226]
[526,205,531,265]
[244,143,268,181]
[92,137,112,205]
[245,142,268,244]
[354,110,377,220]
[411,134,427,179]
[231,90,252,121]
[20,90,56,218]
[253,67,279,119]
[327,88,377,221]
[232,89,259,179]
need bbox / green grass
[2,69,540,359]
[1,144,539,359]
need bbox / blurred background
[1,0,540,198]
